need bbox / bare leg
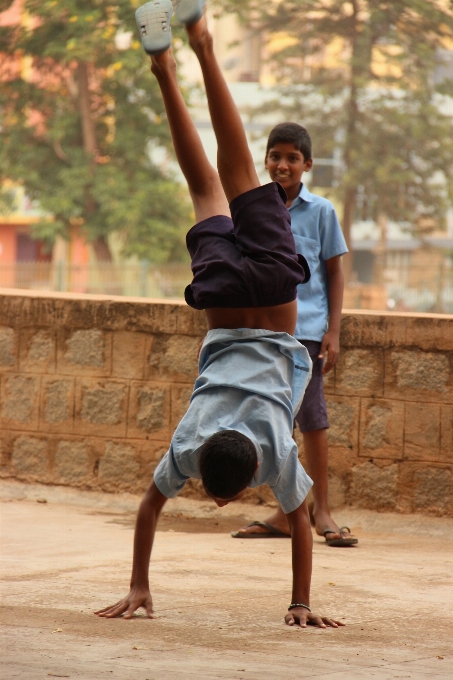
[185,16,260,202]
[150,48,229,222]
[303,429,340,536]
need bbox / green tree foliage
[216,0,453,278]
[0,0,192,263]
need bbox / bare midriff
[205,300,297,335]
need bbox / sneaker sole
[135,0,173,55]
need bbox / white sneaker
[135,0,173,55]
[173,0,205,25]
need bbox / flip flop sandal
[324,526,358,547]
[135,0,173,55]
[173,0,205,25]
[231,521,291,539]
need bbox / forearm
[287,500,313,605]
[326,261,344,333]
[130,482,167,589]
[284,502,344,629]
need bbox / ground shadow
[104,512,254,534]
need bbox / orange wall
[0,224,17,286]
[70,233,91,267]
[0,224,17,263]
[68,232,91,292]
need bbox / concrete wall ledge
[1,288,452,516]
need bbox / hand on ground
[95,588,154,619]
[285,607,345,629]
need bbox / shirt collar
[289,183,314,208]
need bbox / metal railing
[0,262,192,300]
[1,260,452,313]
[346,257,453,314]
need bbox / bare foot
[150,47,177,76]
[311,507,342,537]
[310,505,357,543]
[233,509,290,537]
[185,13,212,51]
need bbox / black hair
[199,430,257,499]
[266,122,312,162]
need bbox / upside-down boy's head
[199,430,258,506]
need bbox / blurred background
[1,0,452,312]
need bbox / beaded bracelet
[288,603,311,612]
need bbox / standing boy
[96,1,344,628]
[233,123,358,547]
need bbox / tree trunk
[76,61,114,266]
[373,212,388,286]
[76,61,97,157]
[434,257,446,313]
[341,187,355,284]
[91,235,122,295]
[340,0,371,285]
[91,235,113,263]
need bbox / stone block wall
[1,289,452,516]
[299,312,453,517]
[0,291,204,497]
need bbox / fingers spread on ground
[94,602,120,615]
[285,615,295,626]
[105,602,128,618]
[95,607,117,617]
[123,605,137,619]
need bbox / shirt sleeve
[153,445,189,499]
[319,202,348,262]
[270,444,313,514]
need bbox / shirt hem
[153,473,185,499]
[277,485,312,515]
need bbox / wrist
[130,575,149,590]
[327,324,340,335]
[292,591,310,606]
[288,602,311,612]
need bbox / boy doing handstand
[96,0,343,629]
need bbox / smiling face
[265,142,313,204]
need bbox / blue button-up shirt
[289,184,348,341]
[153,329,313,514]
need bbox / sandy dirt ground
[1,479,452,680]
